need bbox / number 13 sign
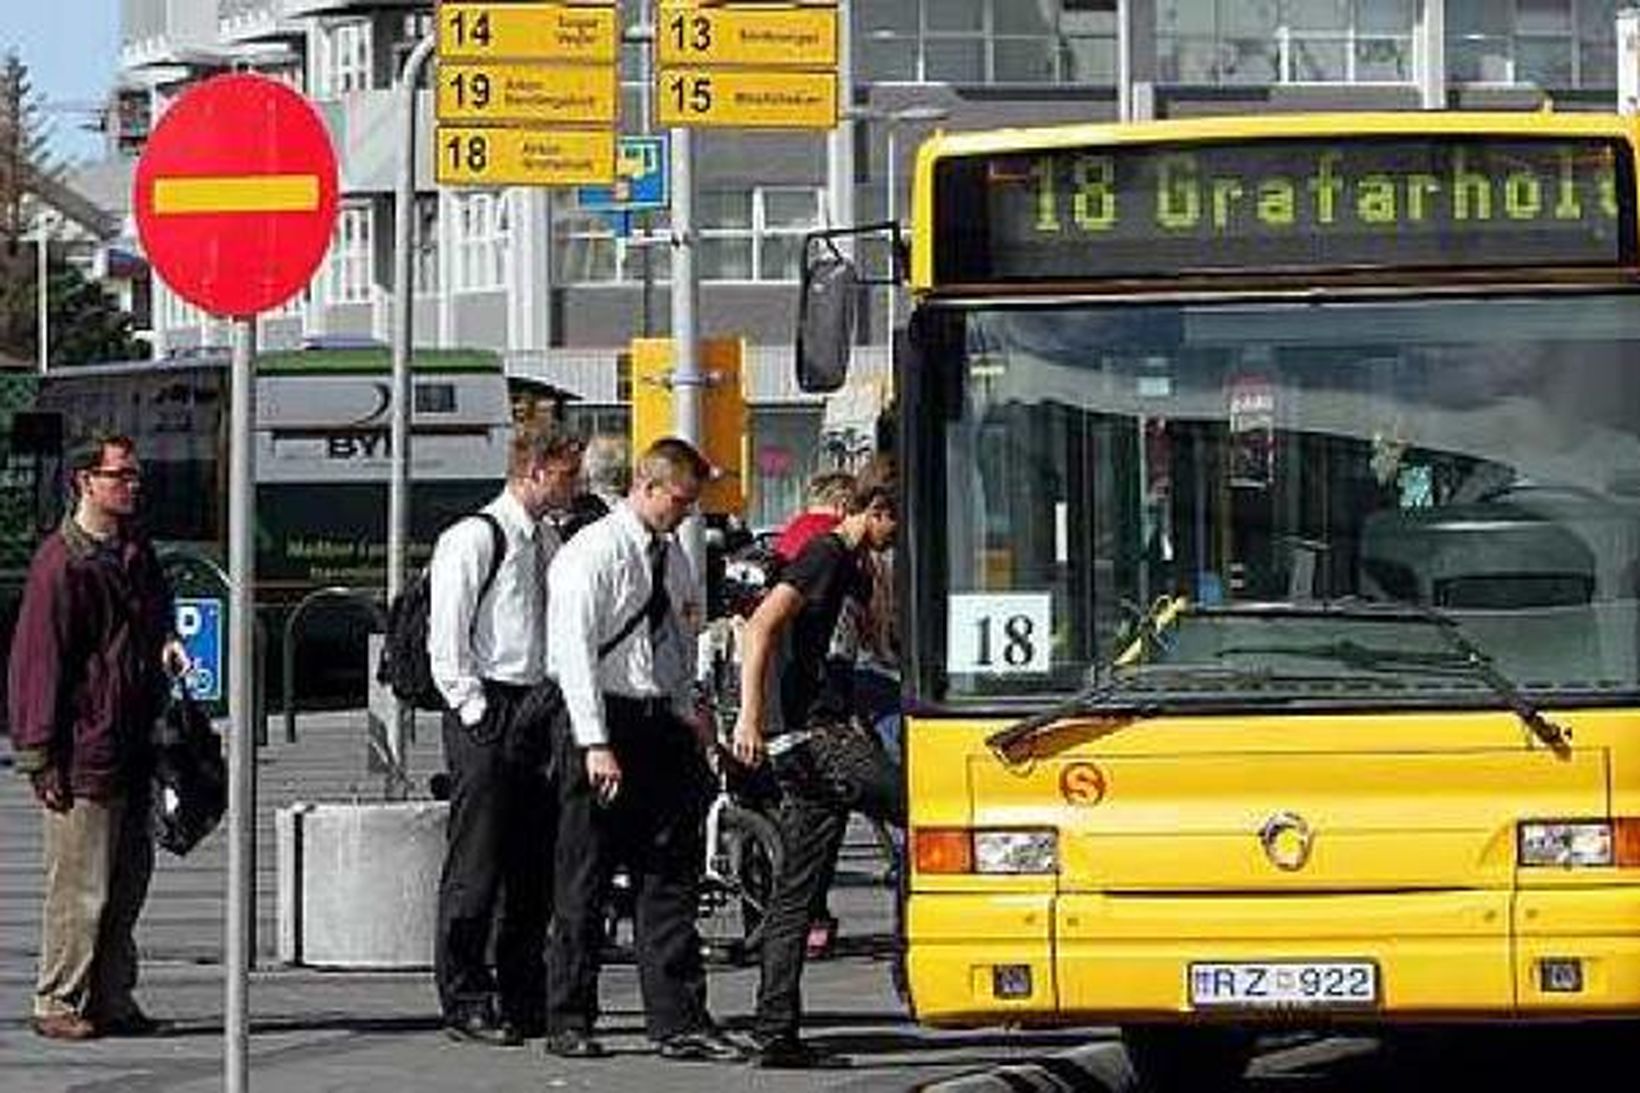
[947,593,1053,675]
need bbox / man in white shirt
[429,423,581,1047]
[541,437,741,1063]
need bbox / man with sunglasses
[9,433,185,1041]
[541,436,742,1064]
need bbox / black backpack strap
[469,512,506,633]
[597,599,650,660]
[596,558,671,660]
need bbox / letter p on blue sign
[174,597,224,703]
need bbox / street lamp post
[879,106,948,341]
[33,213,50,374]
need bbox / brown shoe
[31,1013,99,1041]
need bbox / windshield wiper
[985,662,1267,766]
[1420,607,1571,756]
[1212,602,1569,756]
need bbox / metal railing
[279,585,386,745]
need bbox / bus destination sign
[935,136,1633,285]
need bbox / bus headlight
[1519,822,1613,867]
[914,828,1060,875]
[973,830,1059,875]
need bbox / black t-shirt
[776,531,871,732]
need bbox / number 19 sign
[947,592,1053,676]
[434,0,618,187]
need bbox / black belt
[603,693,671,720]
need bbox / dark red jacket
[7,517,174,799]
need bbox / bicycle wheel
[697,803,783,965]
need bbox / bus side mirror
[795,252,858,393]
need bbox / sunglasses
[87,468,142,484]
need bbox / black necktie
[646,537,671,633]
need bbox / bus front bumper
[905,887,1640,1026]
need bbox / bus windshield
[922,289,1640,706]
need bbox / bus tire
[1123,1025,1253,1092]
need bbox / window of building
[451,192,512,293]
[325,204,373,305]
[699,187,823,282]
[1158,0,1413,86]
[1449,0,1618,88]
[554,186,820,285]
[317,19,372,97]
[390,11,435,78]
[856,0,1085,85]
[556,207,673,285]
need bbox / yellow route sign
[436,126,615,186]
[437,2,618,64]
[656,68,837,129]
[436,62,617,124]
[657,4,838,69]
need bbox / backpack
[376,513,506,711]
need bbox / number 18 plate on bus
[1189,961,1378,1009]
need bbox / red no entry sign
[134,74,339,318]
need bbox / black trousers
[434,679,558,1026]
[546,696,712,1040]
[754,716,905,1040]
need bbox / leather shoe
[444,1011,522,1047]
[99,1010,168,1037]
[32,1014,99,1041]
[656,1027,746,1063]
[746,1034,848,1069]
[542,1028,608,1059]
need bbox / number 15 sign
[947,593,1053,675]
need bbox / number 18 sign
[947,592,1052,676]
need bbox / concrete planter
[276,800,447,968]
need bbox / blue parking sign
[174,597,223,703]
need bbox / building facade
[112,0,1629,523]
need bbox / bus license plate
[1189,962,1378,1008]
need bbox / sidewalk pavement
[0,952,1120,1092]
[1,720,1118,1091]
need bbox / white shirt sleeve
[428,518,492,720]
[547,540,611,747]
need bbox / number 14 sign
[947,592,1052,675]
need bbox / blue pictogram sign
[174,597,224,703]
[576,135,670,214]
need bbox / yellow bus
[798,112,1640,1085]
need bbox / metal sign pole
[389,34,436,776]
[225,315,256,1093]
[670,124,705,587]
[35,216,48,374]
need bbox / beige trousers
[35,791,154,1021]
